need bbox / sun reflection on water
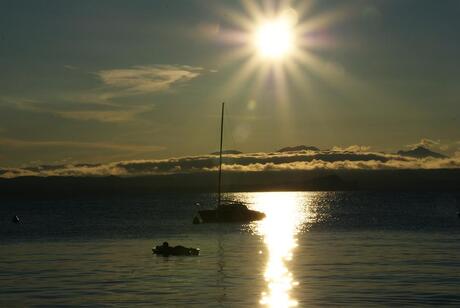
[249,192,308,307]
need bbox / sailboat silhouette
[193,103,266,224]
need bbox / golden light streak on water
[249,192,309,308]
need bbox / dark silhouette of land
[210,150,243,155]
[397,146,446,159]
[0,145,456,199]
[1,169,459,199]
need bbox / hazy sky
[1,0,459,167]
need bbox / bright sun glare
[255,18,293,59]
[216,2,347,102]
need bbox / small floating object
[153,242,200,256]
[12,215,20,224]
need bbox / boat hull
[152,246,200,256]
[194,209,266,224]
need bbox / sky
[1,0,459,167]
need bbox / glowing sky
[0,0,459,166]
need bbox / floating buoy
[12,215,20,224]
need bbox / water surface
[1,192,459,306]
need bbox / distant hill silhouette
[210,150,242,155]
[277,145,320,152]
[397,146,446,159]
[1,169,460,199]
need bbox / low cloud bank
[2,149,460,179]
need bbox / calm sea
[1,191,460,307]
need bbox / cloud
[64,65,78,70]
[3,64,205,123]
[407,138,440,149]
[331,145,371,152]
[405,138,460,157]
[2,148,460,178]
[96,65,203,95]
[13,99,152,123]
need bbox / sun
[212,2,349,103]
[255,18,294,59]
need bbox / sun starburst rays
[212,0,350,106]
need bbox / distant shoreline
[1,169,459,199]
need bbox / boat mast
[218,102,224,207]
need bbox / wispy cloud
[96,65,203,96]
[407,138,440,149]
[331,145,371,152]
[2,149,459,178]
[64,65,78,70]
[13,99,152,123]
[3,64,205,123]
